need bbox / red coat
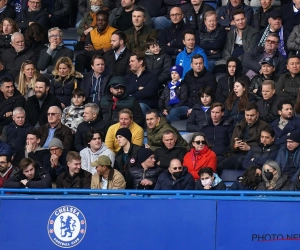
[183,147,217,180]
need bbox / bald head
[170,7,183,24]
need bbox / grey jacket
[287,24,300,52]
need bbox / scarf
[168,80,181,106]
[190,146,209,169]
[112,96,118,110]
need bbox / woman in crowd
[0,18,19,52]
[256,160,291,191]
[230,165,262,190]
[195,167,226,190]
[16,60,40,100]
[183,132,217,181]
[50,57,84,109]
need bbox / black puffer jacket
[249,73,279,100]
[275,72,300,101]
[129,165,161,190]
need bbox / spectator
[154,158,195,190]
[15,0,49,32]
[0,0,16,21]
[37,27,74,75]
[43,0,71,29]
[164,0,192,17]
[91,155,126,189]
[0,18,19,51]
[100,76,144,127]
[242,126,279,169]
[0,154,18,187]
[256,160,291,191]
[249,57,279,100]
[145,109,187,151]
[103,30,131,77]
[74,103,109,152]
[252,0,275,31]
[275,55,300,102]
[158,65,189,123]
[16,60,40,100]
[1,107,32,156]
[183,132,217,181]
[230,165,262,190]
[0,76,25,133]
[3,157,52,188]
[281,0,300,35]
[125,54,159,115]
[56,151,92,188]
[2,32,35,78]
[38,106,73,150]
[257,80,283,123]
[175,30,208,78]
[271,100,300,147]
[195,167,226,190]
[25,75,61,127]
[287,24,300,54]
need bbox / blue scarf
[168,80,181,106]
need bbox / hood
[225,57,243,77]
[105,76,127,97]
[211,173,222,187]
[88,142,109,156]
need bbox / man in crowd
[0,154,18,187]
[252,0,276,31]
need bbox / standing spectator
[0,154,18,187]
[195,167,226,190]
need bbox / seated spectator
[154,158,195,190]
[256,160,291,191]
[16,60,40,100]
[2,32,35,78]
[103,30,131,77]
[12,129,50,168]
[145,38,172,88]
[242,126,279,169]
[91,155,126,189]
[251,0,275,31]
[164,0,192,17]
[183,132,217,181]
[271,100,300,147]
[25,75,61,127]
[159,7,191,58]
[15,0,49,32]
[105,109,143,154]
[287,24,300,54]
[37,27,74,75]
[186,86,214,132]
[129,148,160,189]
[109,0,152,31]
[56,151,92,188]
[275,131,300,181]
[218,103,269,174]
[114,128,141,187]
[38,106,73,150]
[0,18,19,51]
[1,107,32,156]
[75,10,116,73]
[216,57,244,103]
[100,76,144,127]
[80,128,114,175]
[195,167,226,190]
[230,165,262,190]
[158,65,188,123]
[176,30,208,78]
[281,0,300,35]
[0,0,16,21]
[74,103,109,152]
[0,140,11,156]
[146,109,187,151]
[242,33,287,78]
[249,57,279,100]
[275,55,300,102]
[61,88,85,133]
[154,130,187,171]
[217,0,253,30]
[125,54,159,115]
[257,80,283,123]
[0,77,25,133]
[0,154,18,187]
[224,77,256,125]
[43,0,71,29]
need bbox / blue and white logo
[48,205,87,248]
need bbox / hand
[234,138,242,149]
[61,103,65,109]
[50,154,59,168]
[167,42,170,46]
[26,142,35,153]
[178,49,182,53]
[145,143,150,148]
[138,86,144,90]
[20,179,28,186]
[253,89,258,94]
[225,27,231,31]
[239,142,250,151]
[204,185,211,190]
[210,50,219,55]
[83,27,93,35]
[230,20,235,25]
[140,179,153,186]
[162,109,168,116]
[49,41,58,50]
[220,16,224,20]
[157,161,160,165]
[5,111,12,118]
[187,109,192,117]
[85,44,94,51]
[48,14,52,17]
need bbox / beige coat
[91,168,126,189]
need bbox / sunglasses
[265,39,278,45]
[47,113,60,116]
[173,167,183,170]
[193,140,206,145]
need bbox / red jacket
[183,147,217,180]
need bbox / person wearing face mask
[230,165,262,190]
[195,167,226,190]
[256,160,291,191]
[154,158,195,190]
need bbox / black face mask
[255,176,262,185]
[173,172,182,179]
[264,171,273,181]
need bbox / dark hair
[245,102,258,112]
[277,99,293,111]
[0,76,13,87]
[85,128,102,146]
[182,30,195,41]
[267,33,280,42]
[111,30,126,42]
[188,132,210,150]
[146,109,159,118]
[91,55,105,66]
[162,129,177,138]
[191,54,204,63]
[210,102,225,112]
[198,167,214,177]
[146,38,158,49]
[240,165,262,188]
[261,80,275,89]
[287,54,300,63]
[66,151,81,163]
[36,75,50,87]
[198,86,215,104]
[0,154,10,163]
[130,53,146,67]
[96,10,109,20]
[19,158,36,171]
[261,126,275,138]
[27,129,42,140]
[24,22,47,43]
[133,6,146,16]
[232,9,245,19]
[72,88,86,98]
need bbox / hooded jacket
[195,173,226,190]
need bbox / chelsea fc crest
[47,205,87,248]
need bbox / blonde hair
[17,60,39,95]
[52,57,75,82]
[90,0,103,4]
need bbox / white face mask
[91,5,101,12]
[201,178,212,187]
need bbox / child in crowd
[158,65,189,123]
[61,88,86,133]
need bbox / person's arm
[158,54,172,84]
[186,109,203,132]
[185,174,196,190]
[26,173,52,188]
[37,48,52,71]
[207,154,217,172]
[217,7,230,27]
[242,48,261,73]
[287,25,300,51]
[254,150,278,166]
[3,175,22,188]
[84,33,105,57]
[82,173,92,188]
[111,173,126,189]
[56,174,63,188]
[244,6,254,26]
[132,75,159,100]
[61,127,74,151]
[242,148,254,170]
[132,99,145,127]
[159,30,181,55]
[74,129,85,152]
[80,150,89,172]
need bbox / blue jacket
[175,46,209,79]
[0,141,11,157]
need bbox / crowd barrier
[1,189,299,250]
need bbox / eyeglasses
[0,161,7,164]
[170,13,182,17]
[49,34,61,38]
[47,113,60,116]
[265,39,278,45]
[173,167,183,170]
[49,147,61,152]
[29,1,41,4]
[193,140,206,145]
